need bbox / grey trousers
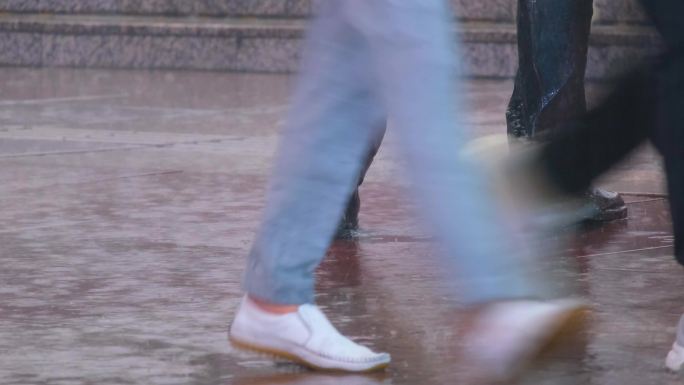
[244,0,539,305]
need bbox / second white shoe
[462,298,588,382]
[666,342,684,372]
[665,314,684,372]
[229,296,391,372]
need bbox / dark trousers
[539,0,684,262]
[507,0,593,139]
[338,124,385,232]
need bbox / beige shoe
[461,298,588,382]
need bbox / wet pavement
[0,68,681,385]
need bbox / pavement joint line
[0,145,147,159]
[591,267,676,273]
[0,219,97,234]
[119,105,230,115]
[0,127,237,145]
[625,198,667,204]
[619,192,669,198]
[0,93,129,106]
[0,137,241,159]
[66,169,184,185]
[579,245,673,259]
[1,170,185,197]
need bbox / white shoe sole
[229,333,390,372]
[666,342,684,372]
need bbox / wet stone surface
[0,68,680,384]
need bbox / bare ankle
[248,295,299,314]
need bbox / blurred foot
[462,135,590,230]
[666,314,684,371]
[229,296,390,372]
[461,299,588,382]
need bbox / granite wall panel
[42,34,239,70]
[0,32,42,66]
[0,0,516,20]
[593,0,648,25]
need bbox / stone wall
[0,0,660,78]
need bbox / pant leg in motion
[338,122,387,234]
[244,3,385,305]
[538,67,656,194]
[538,0,684,261]
[346,0,541,304]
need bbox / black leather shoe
[582,187,628,222]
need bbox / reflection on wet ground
[0,68,680,384]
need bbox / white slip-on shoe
[229,296,391,372]
[665,314,684,372]
[462,298,588,382]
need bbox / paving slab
[0,68,678,385]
